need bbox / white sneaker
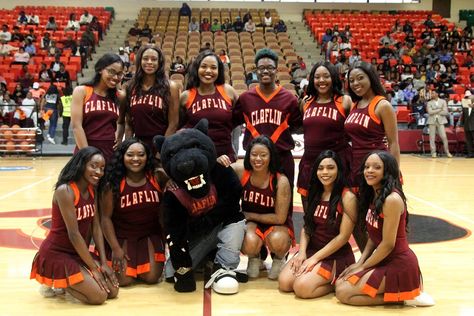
[247,257,261,278]
[39,285,56,298]
[404,292,435,307]
[46,135,56,144]
[268,258,284,280]
[204,268,239,295]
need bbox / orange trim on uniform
[317,266,332,280]
[362,283,379,298]
[385,288,421,302]
[240,170,251,186]
[185,88,198,109]
[154,252,166,262]
[243,114,261,139]
[255,226,296,246]
[347,274,360,285]
[303,97,314,112]
[255,85,282,104]
[84,86,94,104]
[147,173,162,192]
[87,185,94,199]
[334,96,346,118]
[270,116,289,144]
[69,182,80,206]
[31,269,85,289]
[297,187,308,197]
[367,95,386,125]
[120,178,126,193]
[216,85,232,106]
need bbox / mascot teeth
[184,174,206,190]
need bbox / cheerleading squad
[30,47,434,307]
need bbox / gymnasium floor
[0,154,473,316]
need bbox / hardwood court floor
[0,155,473,316]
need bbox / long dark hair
[104,138,154,202]
[243,135,280,174]
[347,61,387,102]
[357,151,407,231]
[304,150,347,236]
[84,53,124,102]
[127,45,170,108]
[55,146,104,189]
[305,61,343,100]
[186,50,225,89]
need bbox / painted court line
[406,193,474,226]
[0,177,52,201]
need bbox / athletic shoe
[247,257,261,278]
[46,134,56,144]
[204,268,238,295]
[39,285,56,298]
[447,153,453,158]
[404,292,435,307]
[268,258,284,280]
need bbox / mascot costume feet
[154,119,245,294]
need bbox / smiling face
[256,57,277,85]
[124,142,147,174]
[349,68,372,98]
[83,154,105,186]
[249,144,270,172]
[141,48,159,75]
[314,65,332,97]
[100,62,124,89]
[198,56,219,85]
[317,158,338,187]
[363,153,384,189]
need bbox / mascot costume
[153,119,245,294]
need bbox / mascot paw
[174,268,196,293]
[205,268,239,295]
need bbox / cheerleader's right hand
[290,253,306,274]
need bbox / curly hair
[357,151,407,231]
[255,48,278,66]
[186,50,225,89]
[104,138,155,202]
[304,150,347,237]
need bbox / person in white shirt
[27,13,40,25]
[244,19,256,33]
[0,25,12,42]
[13,47,30,65]
[79,10,94,25]
[0,39,19,56]
[66,13,80,31]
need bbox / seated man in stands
[423,14,437,29]
[11,26,25,42]
[128,22,141,37]
[290,63,308,87]
[390,84,405,109]
[221,18,233,33]
[27,12,40,26]
[188,17,200,33]
[274,20,287,33]
[140,24,152,39]
[379,31,395,46]
[233,17,244,33]
[79,10,94,26]
[0,25,11,42]
[17,11,28,25]
[0,39,18,56]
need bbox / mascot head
[153,119,216,197]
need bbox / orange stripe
[84,86,94,103]
[126,266,138,277]
[147,173,161,192]
[154,252,166,262]
[136,262,151,275]
[297,187,308,197]
[32,270,84,289]
[216,85,232,106]
[243,114,261,139]
[303,97,314,112]
[255,85,282,104]
[69,182,80,206]
[185,88,197,109]
[255,227,265,240]
[120,178,126,193]
[87,185,94,199]
[241,170,251,186]
[270,116,289,144]
[362,283,379,298]
[347,274,360,285]
[334,96,346,118]
[317,266,332,280]
[367,95,385,125]
[384,288,421,302]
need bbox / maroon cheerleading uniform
[298,96,352,197]
[348,191,421,302]
[241,170,294,242]
[306,189,355,281]
[105,174,164,277]
[129,89,167,152]
[30,182,97,288]
[182,85,236,162]
[74,86,120,162]
[344,96,388,185]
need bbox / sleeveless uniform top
[234,86,302,153]
[82,86,119,141]
[129,89,167,138]
[240,170,291,228]
[112,174,162,239]
[46,182,95,253]
[183,85,235,160]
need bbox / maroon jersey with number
[82,86,119,141]
[298,96,351,196]
[234,86,301,153]
[129,89,167,139]
[182,85,235,161]
[344,96,388,184]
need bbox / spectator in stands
[179,3,192,21]
[326,36,339,61]
[243,11,252,24]
[463,25,473,38]
[426,32,437,48]
[412,51,424,66]
[90,17,104,41]
[41,84,61,144]
[390,84,405,108]
[60,85,73,145]
[200,18,211,32]
[30,82,46,102]
[118,47,129,67]
[81,26,97,57]
[447,95,462,126]
[79,10,94,26]
[26,28,36,42]
[423,14,437,29]
[400,50,413,65]
[16,91,36,127]
[0,25,11,42]
[12,83,25,103]
[404,31,416,46]
[418,41,430,57]
[420,26,431,41]
[456,38,471,52]
[66,13,80,31]
[40,32,51,50]
[0,39,17,56]
[244,18,256,33]
[233,16,244,33]
[11,26,25,42]
[379,42,394,60]
[170,55,186,75]
[17,11,28,25]
[438,48,453,64]
[341,25,352,41]
[413,72,425,90]
[339,37,351,52]
[463,51,474,67]
[263,11,273,30]
[128,22,141,37]
[426,89,452,158]
[379,31,395,46]
[27,12,39,26]
[349,48,361,66]
[218,49,230,67]
[403,81,417,105]
[274,20,287,33]
[332,25,340,37]
[461,90,474,157]
[12,47,30,65]
[188,17,199,33]
[436,73,454,95]
[221,18,233,33]
[38,63,54,83]
[391,19,403,33]
[321,29,333,56]
[139,24,152,39]
[445,66,457,83]
[50,54,62,72]
[411,94,427,127]
[200,42,213,52]
[403,20,413,34]
[291,63,308,87]
[62,35,78,55]
[246,65,258,86]
[211,19,221,33]
[45,17,58,31]
[24,39,36,56]
[55,63,71,88]
[427,63,441,83]
[426,48,439,64]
